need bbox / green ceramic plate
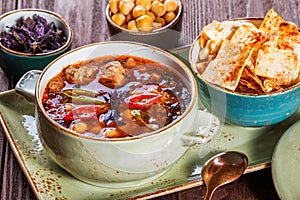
[0,46,299,199]
[272,120,300,200]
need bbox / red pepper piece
[63,105,103,121]
[128,94,162,109]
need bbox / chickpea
[155,17,166,26]
[132,5,146,18]
[111,13,126,26]
[136,15,153,32]
[126,13,134,22]
[164,0,178,12]
[64,104,74,111]
[135,0,152,11]
[164,11,176,23]
[128,20,139,31]
[126,57,138,67]
[145,11,156,21]
[109,0,120,14]
[119,0,135,15]
[153,22,163,30]
[73,122,88,134]
[151,1,167,17]
[105,129,121,138]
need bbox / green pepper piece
[62,89,107,105]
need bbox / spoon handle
[203,186,216,200]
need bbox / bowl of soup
[16,41,220,187]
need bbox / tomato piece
[128,94,162,109]
[64,105,103,121]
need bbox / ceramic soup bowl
[16,41,220,188]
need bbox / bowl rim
[36,41,198,142]
[105,0,183,35]
[189,17,300,98]
[0,8,73,56]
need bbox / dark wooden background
[1,0,298,199]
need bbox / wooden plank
[2,142,36,200]
[0,0,17,13]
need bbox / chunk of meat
[64,65,77,84]
[64,65,99,85]
[47,76,65,93]
[99,61,128,88]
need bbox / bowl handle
[181,110,221,147]
[15,70,42,102]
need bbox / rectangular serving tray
[0,46,299,200]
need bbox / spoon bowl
[201,151,248,200]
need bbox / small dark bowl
[0,9,73,78]
[189,18,300,127]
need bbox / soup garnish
[0,14,67,54]
[42,55,191,138]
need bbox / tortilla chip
[277,21,300,55]
[200,20,221,48]
[240,64,266,93]
[198,47,209,61]
[277,21,300,83]
[236,84,257,93]
[263,79,282,92]
[259,8,285,32]
[260,9,300,60]
[215,39,244,59]
[205,40,223,56]
[255,46,299,86]
[231,24,266,47]
[202,41,252,91]
[237,79,263,93]
[200,20,257,55]
[278,21,299,35]
[196,60,210,74]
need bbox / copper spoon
[201,151,248,200]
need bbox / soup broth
[42,55,191,138]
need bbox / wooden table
[1,0,297,199]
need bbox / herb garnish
[0,14,67,54]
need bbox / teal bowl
[189,18,300,127]
[0,9,72,78]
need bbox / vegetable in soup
[42,55,191,138]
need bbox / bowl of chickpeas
[106,0,183,49]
